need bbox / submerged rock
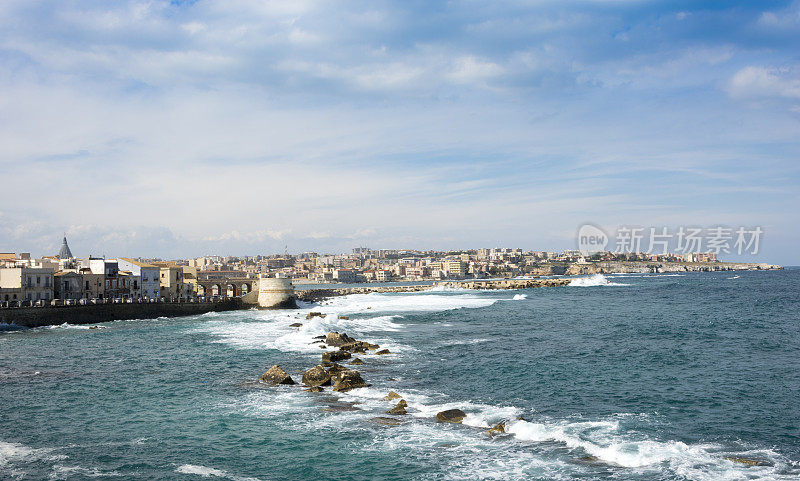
[332,370,367,392]
[302,365,331,387]
[436,409,466,423]
[375,349,391,355]
[350,358,364,365]
[386,399,408,415]
[304,386,324,392]
[306,312,326,320]
[371,416,403,426]
[322,350,352,363]
[724,456,769,467]
[383,391,402,401]
[338,315,349,320]
[259,365,295,385]
[487,423,505,435]
[289,322,303,328]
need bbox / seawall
[297,278,570,302]
[0,299,246,328]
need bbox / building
[0,267,55,303]
[118,258,161,299]
[57,236,74,259]
[159,267,184,298]
[54,271,83,300]
[333,269,358,283]
[87,257,129,299]
[375,270,392,282]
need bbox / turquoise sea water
[1,269,799,480]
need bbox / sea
[1,268,798,480]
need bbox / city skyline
[1,1,799,263]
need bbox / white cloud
[728,66,800,101]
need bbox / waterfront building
[333,269,358,283]
[118,258,161,299]
[159,267,184,298]
[54,271,83,300]
[0,267,55,303]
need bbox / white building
[118,258,161,299]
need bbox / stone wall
[0,299,245,328]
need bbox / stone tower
[57,235,73,259]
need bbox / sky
[1,0,799,263]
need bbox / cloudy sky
[1,0,798,263]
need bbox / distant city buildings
[0,236,727,305]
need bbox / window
[37,276,41,285]
[86,281,90,290]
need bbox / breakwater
[297,278,569,302]
[0,298,245,328]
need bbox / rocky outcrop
[332,370,367,392]
[289,322,303,328]
[436,409,466,423]
[259,365,295,385]
[326,332,356,347]
[350,358,364,365]
[304,386,324,392]
[383,391,402,401]
[302,365,331,387]
[322,350,352,363]
[386,399,407,415]
[375,349,391,355]
[487,423,505,435]
[306,312,326,319]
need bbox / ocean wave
[568,274,629,287]
[175,464,263,481]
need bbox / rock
[289,322,303,328]
[302,365,332,387]
[325,363,350,376]
[383,391,402,401]
[304,386,324,392]
[319,345,327,349]
[375,349,391,355]
[332,370,367,392]
[321,402,360,412]
[259,365,295,385]
[371,416,403,426]
[306,312,326,320]
[322,350,352,363]
[487,423,505,435]
[386,399,408,415]
[312,335,326,340]
[367,344,380,350]
[338,315,349,320]
[350,358,364,365]
[436,409,466,423]
[724,456,768,467]
[325,332,356,347]
[339,341,370,353]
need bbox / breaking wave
[568,274,629,287]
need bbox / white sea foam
[50,465,122,478]
[511,294,527,300]
[195,290,501,353]
[175,464,262,481]
[569,274,629,287]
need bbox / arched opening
[211,284,220,296]
[241,284,249,294]
[197,284,205,296]
[226,284,236,297]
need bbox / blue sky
[1,0,798,263]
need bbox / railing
[0,295,234,309]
